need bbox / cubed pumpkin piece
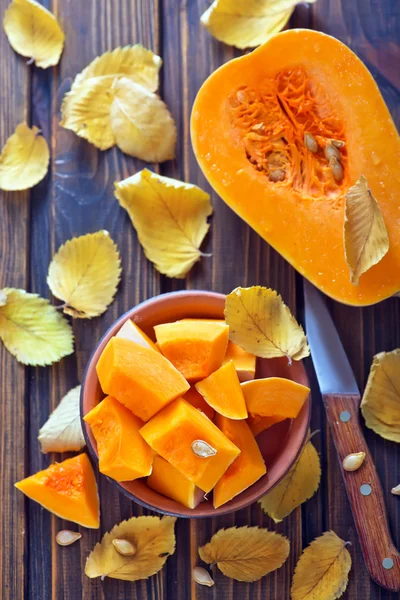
[140,398,240,493]
[247,413,287,437]
[96,337,189,422]
[183,387,215,421]
[195,361,248,420]
[116,319,159,352]
[147,455,204,509]
[15,453,99,528]
[223,341,256,382]
[213,415,266,508]
[241,378,310,418]
[84,396,153,482]
[154,320,229,381]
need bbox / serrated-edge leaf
[344,175,389,285]
[114,169,212,278]
[360,349,400,443]
[291,531,351,600]
[47,230,121,319]
[0,288,74,366]
[224,286,309,360]
[199,526,290,582]
[85,515,176,581]
[38,385,85,453]
[0,123,50,191]
[258,441,321,522]
[3,0,65,68]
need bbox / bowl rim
[80,289,311,518]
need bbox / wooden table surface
[1,1,399,599]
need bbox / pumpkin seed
[304,133,318,153]
[252,123,264,131]
[192,567,215,587]
[332,138,345,148]
[329,157,343,182]
[391,484,400,495]
[56,530,82,546]
[192,440,217,458]
[342,452,366,471]
[269,169,285,182]
[325,143,340,161]
[236,90,249,103]
[112,538,136,556]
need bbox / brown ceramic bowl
[81,291,311,518]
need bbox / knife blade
[303,278,400,592]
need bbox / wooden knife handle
[323,393,400,592]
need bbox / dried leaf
[85,515,176,581]
[0,288,73,366]
[59,44,174,160]
[38,385,85,453]
[344,175,389,285]
[360,349,400,443]
[201,0,316,49]
[110,77,176,162]
[3,0,64,68]
[0,123,49,191]
[199,526,289,582]
[47,231,121,319]
[224,286,309,360]
[291,531,351,600]
[114,169,212,278]
[258,441,321,522]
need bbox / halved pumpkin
[15,453,99,528]
[191,29,400,306]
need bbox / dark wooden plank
[0,1,30,597]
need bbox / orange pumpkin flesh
[223,341,256,382]
[15,453,99,528]
[139,398,240,493]
[241,377,310,418]
[96,337,189,421]
[213,415,266,508]
[154,320,229,381]
[183,386,215,421]
[116,319,160,352]
[84,396,153,482]
[147,454,204,509]
[191,29,400,306]
[247,413,287,437]
[195,360,248,419]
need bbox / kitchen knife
[304,279,400,592]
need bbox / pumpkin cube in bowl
[213,415,266,508]
[84,395,153,482]
[223,341,256,382]
[140,398,240,493]
[147,455,204,509]
[154,320,229,381]
[96,337,189,421]
[247,413,287,437]
[195,360,248,419]
[183,386,215,421]
[116,319,160,352]
[241,377,310,418]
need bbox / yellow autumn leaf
[360,349,400,443]
[85,515,176,581]
[199,526,289,582]
[114,169,212,278]
[200,0,316,49]
[291,531,351,600]
[38,385,85,453]
[47,230,121,319]
[0,123,49,191]
[0,288,73,366]
[110,78,176,162]
[344,175,389,285]
[3,0,64,68]
[259,441,321,522]
[224,286,309,361]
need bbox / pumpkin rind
[191,29,400,305]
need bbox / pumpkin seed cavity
[229,66,347,199]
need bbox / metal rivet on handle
[382,558,394,570]
[360,484,372,496]
[340,410,351,423]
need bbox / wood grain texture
[0,0,399,598]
